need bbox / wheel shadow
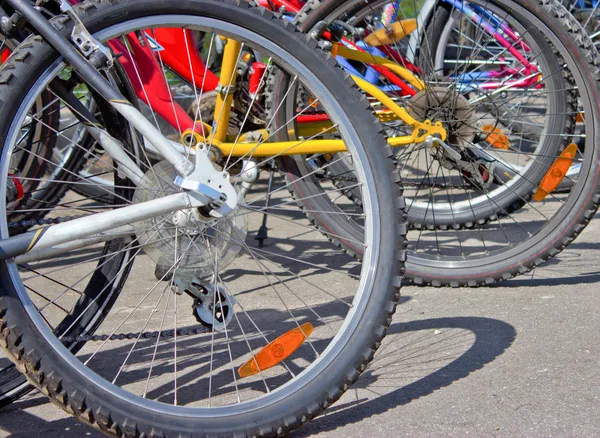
[497,271,600,287]
[293,316,516,436]
[492,234,600,288]
[0,315,515,437]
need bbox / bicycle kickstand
[255,161,275,248]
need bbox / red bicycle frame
[256,0,304,14]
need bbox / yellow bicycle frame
[182,38,447,158]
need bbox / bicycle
[0,1,598,436]
[267,0,600,286]
[2,0,559,411]
[0,0,406,435]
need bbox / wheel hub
[408,87,476,145]
[133,160,248,280]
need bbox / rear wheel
[277,0,600,286]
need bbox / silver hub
[133,160,248,280]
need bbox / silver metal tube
[33,192,204,252]
[16,225,136,264]
[86,125,145,184]
[111,102,195,177]
[143,138,196,158]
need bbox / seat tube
[212,38,242,143]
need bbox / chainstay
[10,214,211,343]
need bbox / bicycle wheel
[271,0,600,286]
[289,0,575,227]
[0,1,404,436]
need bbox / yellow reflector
[238,322,314,378]
[482,124,510,150]
[364,19,418,47]
[576,113,585,123]
[533,143,578,201]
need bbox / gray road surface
[0,218,599,438]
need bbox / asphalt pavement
[0,216,599,438]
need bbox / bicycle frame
[0,0,446,262]
[200,34,445,157]
[105,20,446,153]
[0,0,232,258]
[337,0,540,91]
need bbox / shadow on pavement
[499,271,600,287]
[0,397,104,437]
[0,315,514,437]
[294,316,515,436]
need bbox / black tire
[274,0,600,286]
[0,0,404,436]
[410,0,600,286]
[413,1,576,229]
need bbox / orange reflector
[331,43,339,58]
[533,143,578,201]
[238,322,313,378]
[482,124,510,150]
[576,113,585,123]
[364,19,418,47]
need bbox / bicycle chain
[60,326,210,344]
[8,215,87,229]
[325,172,473,190]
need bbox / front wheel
[0,0,404,436]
